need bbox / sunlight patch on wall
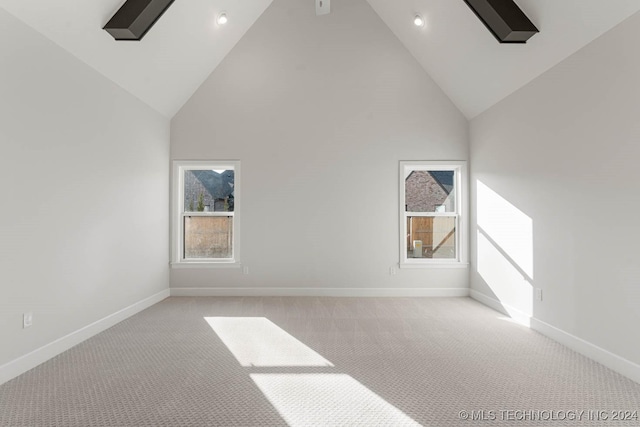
[478,231,533,324]
[251,374,421,427]
[477,180,533,279]
[205,317,334,367]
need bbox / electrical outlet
[242,266,249,275]
[389,266,397,276]
[316,0,330,15]
[23,312,33,329]
[535,288,543,302]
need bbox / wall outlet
[316,0,330,15]
[535,288,543,302]
[23,312,33,328]
[389,266,397,276]
[242,266,249,275]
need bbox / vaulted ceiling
[1,0,639,119]
[369,0,640,118]
[0,0,272,117]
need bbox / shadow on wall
[475,180,534,326]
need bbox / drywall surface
[171,0,469,292]
[470,11,640,364]
[0,9,170,367]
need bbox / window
[399,161,467,267]
[172,161,240,266]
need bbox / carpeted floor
[1,297,639,426]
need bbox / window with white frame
[399,161,467,267]
[172,161,240,266]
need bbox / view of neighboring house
[405,171,456,259]
[184,170,234,212]
[405,170,454,212]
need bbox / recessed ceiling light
[413,14,425,28]
[217,12,228,25]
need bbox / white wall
[171,0,469,293]
[0,9,170,369]
[470,11,640,366]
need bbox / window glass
[405,170,455,212]
[184,216,233,259]
[406,216,456,259]
[184,169,235,212]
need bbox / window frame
[171,160,241,268]
[399,161,468,268]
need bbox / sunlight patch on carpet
[205,317,334,367]
[251,374,421,427]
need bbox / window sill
[171,262,242,269]
[399,262,469,269]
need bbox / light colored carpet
[1,297,639,426]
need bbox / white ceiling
[366,0,640,118]
[1,0,639,119]
[0,0,272,118]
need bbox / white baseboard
[530,318,640,385]
[469,289,532,326]
[0,289,170,386]
[171,287,470,297]
[470,290,640,385]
